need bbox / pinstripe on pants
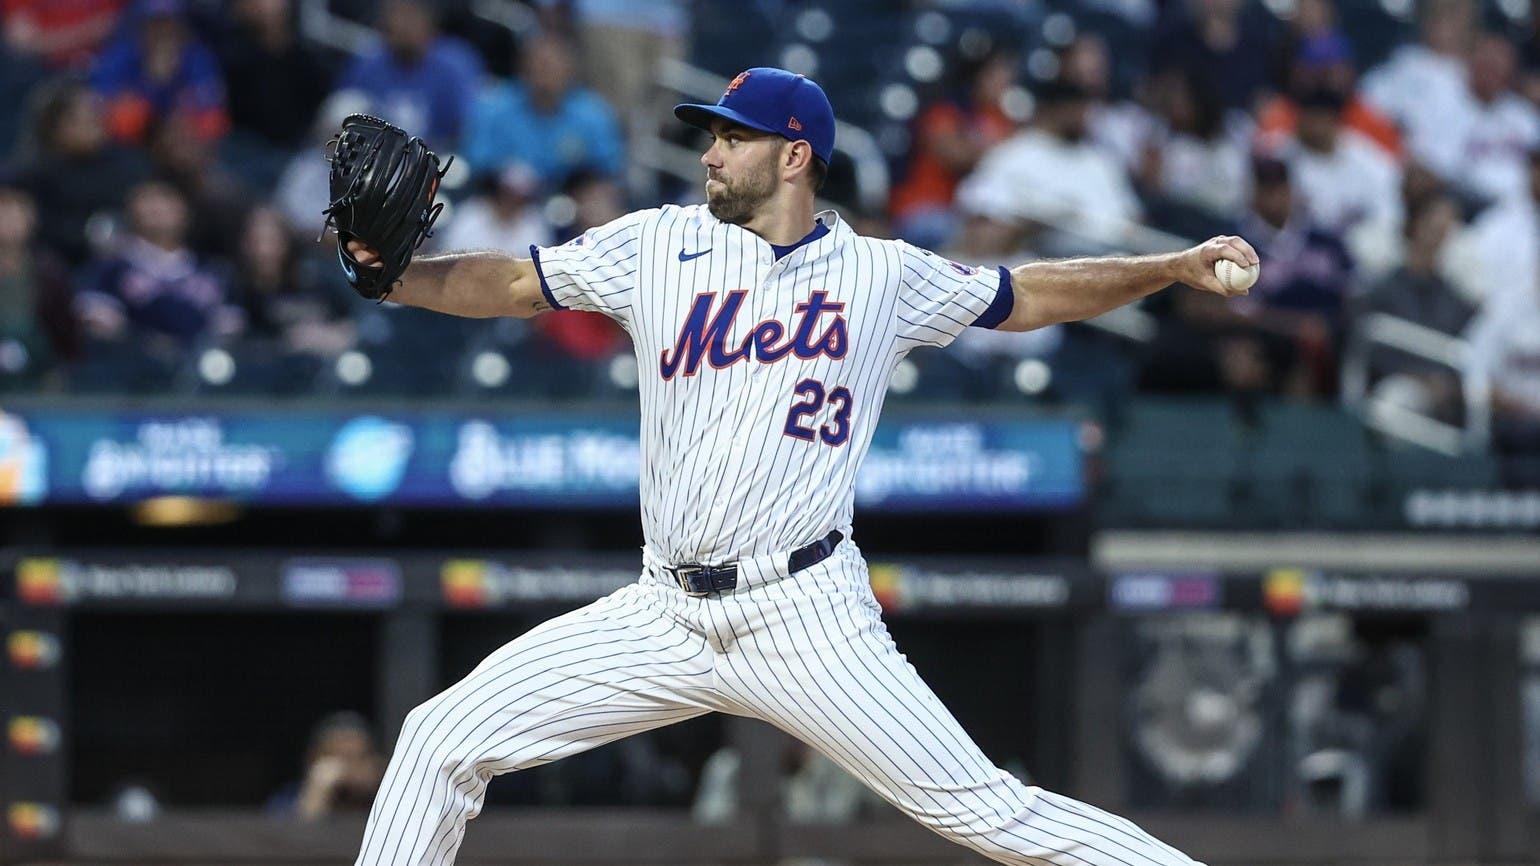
[354,537,1205,866]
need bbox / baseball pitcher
[324,67,1257,866]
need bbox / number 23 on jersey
[783,379,852,446]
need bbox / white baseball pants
[355,539,1204,866]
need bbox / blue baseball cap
[674,67,836,165]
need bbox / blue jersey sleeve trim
[528,245,567,311]
[972,265,1015,329]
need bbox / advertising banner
[0,407,1083,512]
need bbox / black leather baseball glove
[321,114,452,301]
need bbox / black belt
[665,530,844,597]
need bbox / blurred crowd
[0,0,646,399]
[905,0,1540,473]
[0,0,1535,465]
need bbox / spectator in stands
[1455,34,1540,206]
[0,28,48,157]
[1363,192,1472,335]
[889,49,1018,249]
[2,0,127,71]
[271,712,384,819]
[1,0,125,151]
[1464,262,1540,486]
[1256,30,1401,158]
[1267,0,1345,90]
[1074,34,1167,193]
[336,0,481,144]
[1240,156,1353,302]
[1360,191,1474,422]
[1360,0,1475,180]
[16,79,149,266]
[0,185,75,384]
[216,0,335,183]
[956,78,1141,256]
[1235,154,1353,395]
[570,0,687,152]
[534,169,628,362]
[439,161,553,254]
[1459,147,1540,309]
[74,180,241,348]
[1151,0,1275,113]
[233,206,355,358]
[89,0,229,145]
[566,170,626,237]
[1060,33,1111,102]
[146,111,253,261]
[462,32,624,188]
[1268,83,1401,266]
[1101,74,1166,191]
[1130,65,1250,236]
[1065,32,1151,154]
[1142,157,1349,398]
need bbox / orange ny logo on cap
[725,71,750,97]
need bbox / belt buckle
[672,565,710,597]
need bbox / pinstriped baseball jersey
[530,204,1012,565]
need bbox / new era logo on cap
[674,67,836,165]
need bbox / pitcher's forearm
[390,251,545,318]
[995,235,1258,332]
[1001,253,1181,331]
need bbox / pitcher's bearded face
[706,148,778,224]
[701,120,783,225]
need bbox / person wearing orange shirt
[1257,31,1401,158]
[890,51,1018,248]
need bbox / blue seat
[1100,397,1246,525]
[342,305,489,396]
[1242,404,1371,525]
[67,338,181,395]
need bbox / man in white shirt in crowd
[1360,0,1476,180]
[1464,255,1540,486]
[1273,84,1402,271]
[1457,147,1540,308]
[1456,33,1540,205]
[956,78,1143,257]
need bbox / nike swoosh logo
[678,248,711,262]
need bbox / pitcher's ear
[784,140,814,176]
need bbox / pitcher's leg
[715,580,1203,866]
[357,583,718,866]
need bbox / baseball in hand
[1214,259,1260,293]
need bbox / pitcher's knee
[914,806,1067,866]
[397,696,476,771]
[398,698,436,742]
[396,689,546,790]
[892,774,1041,853]
[913,801,1021,842]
